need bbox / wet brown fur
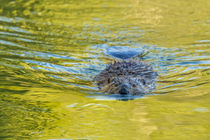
[94,59,158,95]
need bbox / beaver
[94,59,158,95]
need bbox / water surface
[0,0,210,139]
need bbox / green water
[0,0,210,139]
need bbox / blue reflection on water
[105,46,144,59]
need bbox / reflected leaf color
[0,0,210,139]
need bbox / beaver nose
[119,88,129,95]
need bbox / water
[0,0,210,139]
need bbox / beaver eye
[108,78,110,83]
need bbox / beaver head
[94,60,158,95]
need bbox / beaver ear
[140,79,146,85]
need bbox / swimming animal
[94,59,158,95]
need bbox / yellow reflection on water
[0,0,210,139]
[7,84,208,139]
